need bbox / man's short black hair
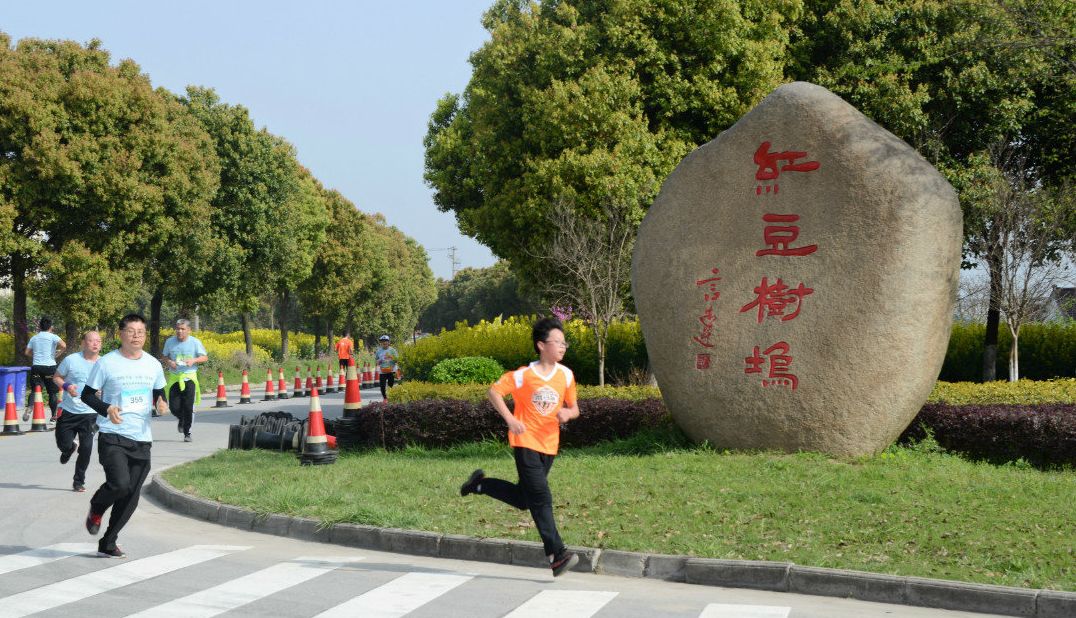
[38,318,52,332]
[533,317,564,355]
[118,313,146,331]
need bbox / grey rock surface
[632,81,961,456]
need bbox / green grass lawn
[163,431,1075,591]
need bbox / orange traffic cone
[30,385,49,432]
[337,366,346,394]
[263,369,276,401]
[300,388,337,466]
[342,363,362,419]
[325,365,335,394]
[2,385,22,436]
[277,367,289,400]
[294,367,304,398]
[360,363,369,389]
[238,370,253,404]
[215,371,230,408]
[395,365,402,381]
[304,367,313,399]
[315,366,324,393]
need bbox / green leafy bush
[942,322,1076,381]
[429,356,505,384]
[0,333,13,365]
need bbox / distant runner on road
[24,318,66,422]
[80,313,167,558]
[161,319,207,442]
[335,331,354,371]
[375,335,398,399]
[52,330,102,492]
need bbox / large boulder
[632,82,961,457]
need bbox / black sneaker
[73,483,86,492]
[183,434,192,443]
[177,420,182,434]
[460,469,484,496]
[85,508,102,535]
[98,545,125,558]
[60,447,75,464]
[21,408,29,422]
[550,550,579,577]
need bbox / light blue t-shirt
[86,350,166,442]
[162,335,207,376]
[27,331,62,366]
[56,352,99,415]
[375,346,399,371]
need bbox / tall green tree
[271,169,327,358]
[182,86,303,357]
[419,261,541,332]
[424,0,802,286]
[0,35,220,360]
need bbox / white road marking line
[126,555,362,618]
[313,571,472,618]
[505,590,619,618]
[699,603,792,618]
[0,545,249,618]
[0,543,97,576]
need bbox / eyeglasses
[121,329,146,336]
[543,339,569,349]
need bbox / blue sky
[2,1,497,280]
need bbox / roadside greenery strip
[164,437,1075,591]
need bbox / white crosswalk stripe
[125,555,361,618]
[699,603,791,618]
[312,571,472,618]
[0,544,249,618]
[0,543,97,576]
[505,590,619,617]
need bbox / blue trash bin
[0,367,31,410]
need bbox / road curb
[148,474,1075,617]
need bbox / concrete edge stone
[905,576,1037,617]
[789,565,907,605]
[1035,590,1076,618]
[598,549,647,578]
[644,553,688,582]
[153,476,1067,617]
[330,523,382,550]
[439,535,512,565]
[686,558,790,592]
[380,528,441,558]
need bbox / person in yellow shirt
[459,317,581,577]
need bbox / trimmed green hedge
[430,356,504,384]
[401,316,647,386]
[390,379,1076,406]
[942,322,1076,381]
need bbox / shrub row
[343,396,1075,467]
[400,318,1076,385]
[338,397,669,450]
[430,356,504,384]
[899,403,1076,467]
[387,381,662,403]
[402,316,647,385]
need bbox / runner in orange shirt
[459,317,581,577]
[334,332,354,371]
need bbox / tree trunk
[1008,324,1020,382]
[13,255,29,365]
[193,310,200,331]
[241,312,254,357]
[65,322,79,352]
[314,317,321,358]
[279,291,290,360]
[593,321,606,387]
[327,321,334,361]
[982,255,1002,381]
[149,288,164,356]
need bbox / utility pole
[430,246,460,278]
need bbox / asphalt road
[0,385,1008,617]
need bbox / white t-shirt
[56,352,99,415]
[27,331,62,366]
[86,349,165,442]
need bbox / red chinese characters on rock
[757,214,817,257]
[692,268,721,370]
[744,342,798,390]
[754,141,820,195]
[739,277,814,323]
